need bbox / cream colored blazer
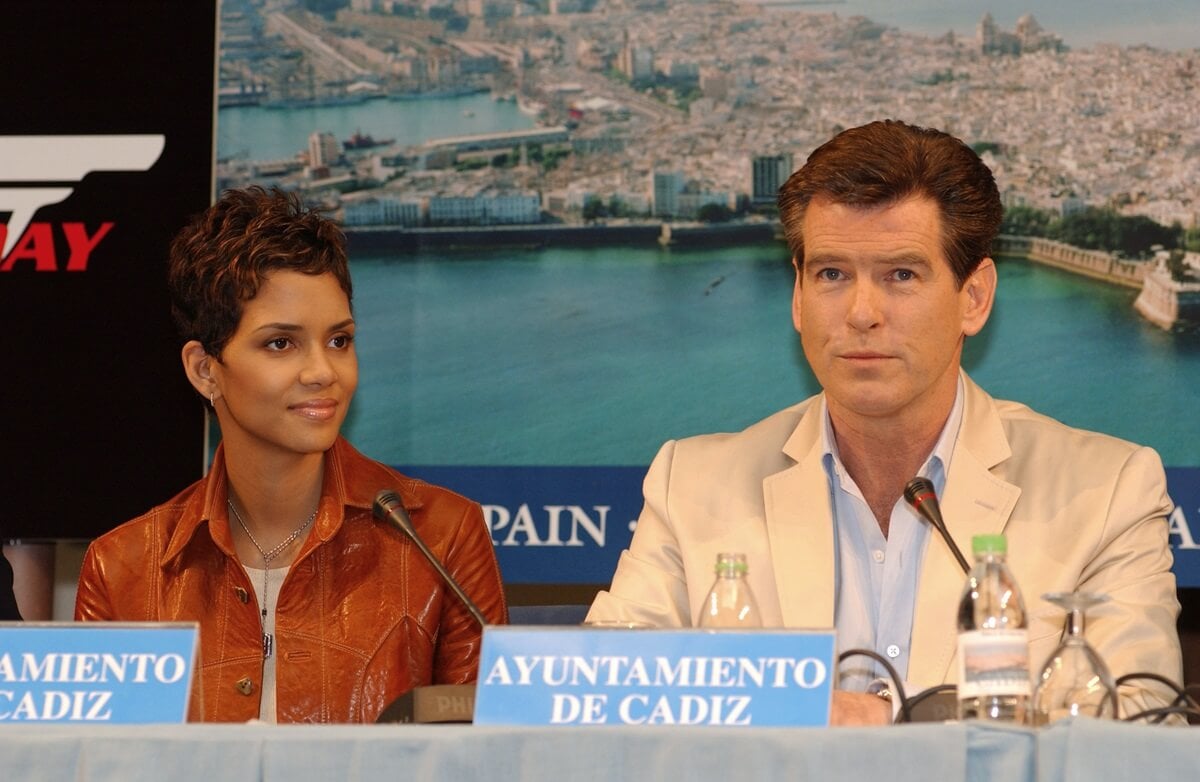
[589,373,1181,713]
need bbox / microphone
[903,477,970,574]
[372,489,489,628]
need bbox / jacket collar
[762,371,1022,675]
[159,437,425,568]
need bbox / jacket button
[235,587,249,604]
[235,677,254,696]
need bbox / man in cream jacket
[587,120,1181,725]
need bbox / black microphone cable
[1115,672,1200,724]
[904,683,958,716]
[837,651,969,723]
[1164,684,1200,719]
[832,662,1200,724]
[837,648,911,723]
[1121,705,1200,724]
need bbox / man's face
[792,194,995,430]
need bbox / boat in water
[343,130,394,151]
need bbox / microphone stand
[371,489,487,724]
[373,490,489,628]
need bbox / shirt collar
[819,375,966,495]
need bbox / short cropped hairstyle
[168,186,352,357]
[777,120,1002,287]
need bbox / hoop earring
[209,392,215,407]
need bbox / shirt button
[235,677,255,696]
[872,549,885,564]
[885,644,901,659]
[234,587,249,604]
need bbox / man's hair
[168,186,352,357]
[777,120,1002,286]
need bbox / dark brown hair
[168,186,352,357]
[777,120,1002,286]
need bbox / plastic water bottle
[698,552,762,628]
[956,534,1030,722]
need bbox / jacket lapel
[909,374,1022,685]
[763,401,837,629]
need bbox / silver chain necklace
[227,499,317,659]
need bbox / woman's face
[210,270,357,461]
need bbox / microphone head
[374,489,418,538]
[903,477,944,529]
[903,477,936,508]
[372,489,404,522]
[904,476,970,574]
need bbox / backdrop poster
[214,1,1200,585]
[1,1,216,539]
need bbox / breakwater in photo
[346,221,780,253]
[994,235,1147,289]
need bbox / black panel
[0,1,215,539]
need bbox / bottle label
[956,629,1031,698]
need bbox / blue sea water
[217,92,535,162]
[347,244,801,466]
[344,246,1200,469]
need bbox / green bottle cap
[714,552,749,575]
[971,534,1007,556]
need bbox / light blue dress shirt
[821,378,965,692]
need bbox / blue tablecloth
[1038,718,1200,782]
[3,719,1196,782]
[0,721,1025,782]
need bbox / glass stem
[1066,607,1086,638]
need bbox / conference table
[2,718,1197,781]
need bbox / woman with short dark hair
[76,187,506,722]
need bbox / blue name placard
[0,622,198,723]
[474,627,835,727]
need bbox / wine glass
[1031,592,1118,726]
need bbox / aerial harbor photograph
[215,0,1200,557]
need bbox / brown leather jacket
[74,437,507,722]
